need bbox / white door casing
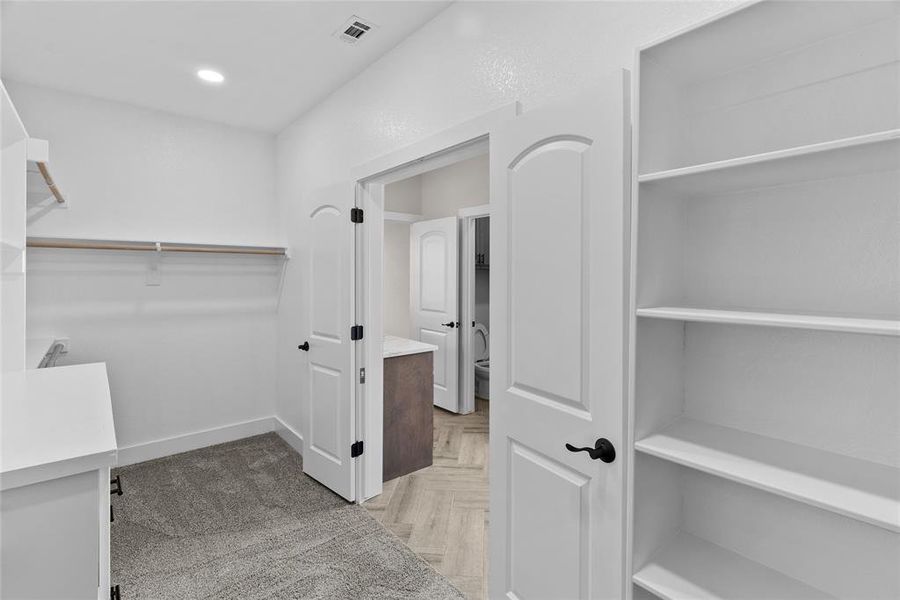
[458,206,491,416]
[489,73,630,599]
[410,216,460,413]
[303,182,356,501]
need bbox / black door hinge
[351,440,364,458]
[110,475,123,496]
[110,584,121,600]
[350,207,364,223]
[110,505,115,523]
[350,325,364,341]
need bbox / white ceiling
[1,1,450,132]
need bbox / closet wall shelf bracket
[25,138,67,207]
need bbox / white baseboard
[117,416,279,466]
[274,416,304,456]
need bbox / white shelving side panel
[638,130,900,196]
[636,418,900,532]
[633,532,836,600]
[636,307,900,337]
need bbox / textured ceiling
[1,1,450,132]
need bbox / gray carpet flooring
[111,433,465,600]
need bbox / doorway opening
[351,102,518,599]
[367,152,490,599]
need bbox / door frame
[351,102,520,502]
[458,204,491,415]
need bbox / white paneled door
[410,217,460,412]
[489,73,630,599]
[302,182,355,501]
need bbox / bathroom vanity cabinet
[383,336,437,482]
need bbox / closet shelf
[635,306,900,336]
[26,237,288,257]
[633,532,835,600]
[638,129,900,197]
[635,418,900,532]
[383,211,423,223]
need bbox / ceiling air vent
[335,16,376,45]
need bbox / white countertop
[1,363,117,491]
[384,335,438,359]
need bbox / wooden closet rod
[35,162,65,204]
[26,237,287,256]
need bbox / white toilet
[473,322,489,399]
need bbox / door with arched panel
[410,216,460,413]
[489,72,630,598]
[302,182,356,500]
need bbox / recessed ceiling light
[197,69,225,84]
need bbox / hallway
[364,399,489,599]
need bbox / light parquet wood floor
[364,398,489,600]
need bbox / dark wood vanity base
[383,351,434,482]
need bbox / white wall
[383,221,412,337]
[8,81,281,455]
[382,154,490,339]
[384,175,422,214]
[420,154,488,218]
[383,176,421,337]
[274,1,737,434]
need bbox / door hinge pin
[351,325,364,341]
[350,207,364,223]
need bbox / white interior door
[302,182,356,501]
[410,216,460,412]
[489,72,630,599]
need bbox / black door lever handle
[298,341,310,351]
[565,438,616,463]
[441,321,458,328]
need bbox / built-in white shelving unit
[631,2,900,598]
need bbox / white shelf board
[636,306,900,337]
[635,418,900,532]
[383,211,423,223]
[638,129,900,196]
[633,532,835,600]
